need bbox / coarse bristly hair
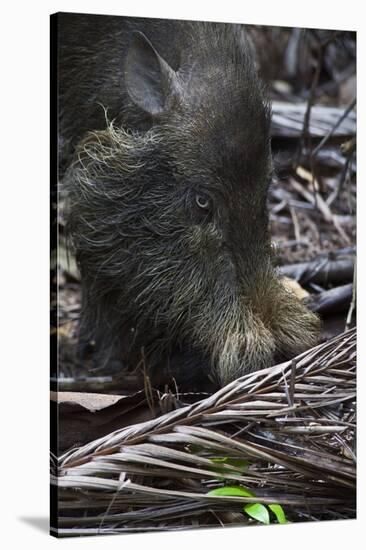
[63,17,320,390]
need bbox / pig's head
[67,25,320,387]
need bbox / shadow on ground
[19,517,49,534]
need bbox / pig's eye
[195,193,211,210]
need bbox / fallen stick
[271,102,356,138]
[279,257,354,286]
[305,283,353,315]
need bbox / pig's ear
[125,31,179,116]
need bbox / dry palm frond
[53,328,356,537]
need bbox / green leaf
[268,504,287,524]
[207,485,255,498]
[244,503,270,525]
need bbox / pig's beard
[189,270,320,386]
